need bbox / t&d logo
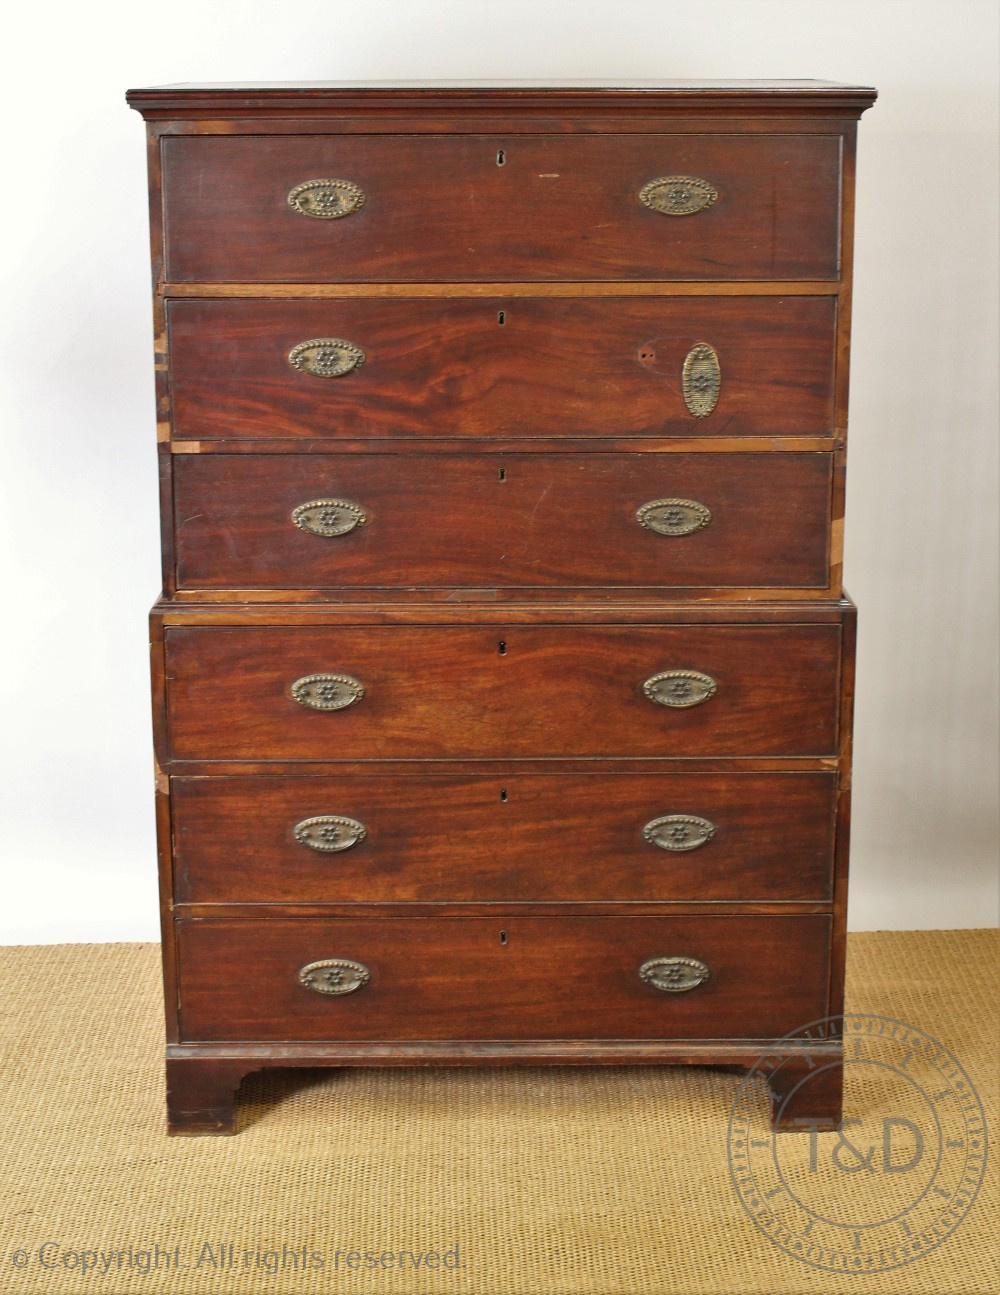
[728,1014,987,1274]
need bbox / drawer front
[162,133,842,283]
[164,625,841,760]
[176,914,832,1041]
[166,297,837,441]
[173,452,833,592]
[172,771,837,903]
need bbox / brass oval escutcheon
[290,673,365,711]
[639,176,718,216]
[643,670,717,709]
[287,178,366,220]
[639,955,711,993]
[682,343,721,418]
[636,498,712,537]
[643,814,717,853]
[293,815,367,853]
[292,499,367,537]
[298,958,371,995]
[288,338,366,378]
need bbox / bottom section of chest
[153,598,854,1133]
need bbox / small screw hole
[499,929,507,945]
[498,640,507,655]
[498,310,506,325]
[499,787,508,802]
[496,149,506,166]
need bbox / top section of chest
[128,82,876,287]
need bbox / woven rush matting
[0,931,995,1295]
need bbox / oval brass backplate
[293,815,367,853]
[288,338,366,378]
[643,670,717,709]
[292,499,367,537]
[290,674,365,711]
[287,178,366,220]
[298,958,371,995]
[636,498,712,537]
[643,814,717,852]
[639,176,718,216]
[639,956,711,993]
[682,343,721,418]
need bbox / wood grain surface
[175,913,832,1041]
[170,770,837,903]
[162,132,841,283]
[172,451,833,591]
[166,296,837,440]
[163,623,842,760]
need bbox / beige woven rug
[0,931,995,1295]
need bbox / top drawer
[161,134,842,283]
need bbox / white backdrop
[0,0,996,941]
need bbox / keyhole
[496,149,506,166]
[497,310,506,326]
[499,929,508,945]
[498,466,506,481]
[499,787,508,802]
[498,640,507,655]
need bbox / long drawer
[171,771,837,903]
[166,296,837,441]
[164,624,842,760]
[161,133,841,283]
[172,452,833,592]
[175,914,832,1042]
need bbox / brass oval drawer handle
[682,343,721,418]
[643,814,716,852]
[639,956,710,993]
[289,338,366,378]
[639,176,718,216]
[290,673,365,711]
[293,815,367,853]
[643,670,717,709]
[299,958,370,995]
[287,178,366,220]
[292,499,367,537]
[636,498,712,537]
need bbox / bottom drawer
[176,915,830,1042]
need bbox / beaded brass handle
[636,498,711,537]
[293,816,367,853]
[287,178,366,219]
[639,176,718,216]
[292,499,367,537]
[299,959,370,995]
[643,670,717,709]
[639,956,710,993]
[682,343,721,418]
[290,674,365,711]
[643,814,716,852]
[288,338,365,378]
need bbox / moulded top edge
[126,80,878,117]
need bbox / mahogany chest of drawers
[127,80,876,1134]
